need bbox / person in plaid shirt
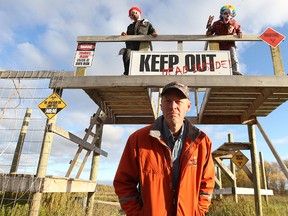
[206,5,243,75]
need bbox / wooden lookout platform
[1,34,287,216]
[49,75,288,125]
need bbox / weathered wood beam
[77,35,261,43]
[0,70,74,79]
[48,123,108,157]
[49,76,288,89]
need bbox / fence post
[10,108,32,174]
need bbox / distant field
[1,185,287,216]
[95,185,288,216]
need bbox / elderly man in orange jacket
[113,81,215,216]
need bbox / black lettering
[185,54,196,72]
[206,54,216,71]
[139,55,151,72]
[151,55,160,72]
[168,55,179,69]
[159,55,169,71]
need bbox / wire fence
[0,72,64,214]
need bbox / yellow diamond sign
[231,150,249,169]
[38,93,67,119]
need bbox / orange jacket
[113,117,215,216]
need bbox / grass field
[1,185,287,215]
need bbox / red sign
[259,27,285,48]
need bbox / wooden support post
[29,116,57,216]
[256,119,288,180]
[177,41,183,51]
[75,67,87,76]
[270,46,284,76]
[29,89,62,216]
[247,124,263,216]
[157,88,162,118]
[259,152,269,204]
[216,165,223,199]
[86,111,104,216]
[10,108,32,174]
[209,42,220,51]
[228,134,238,203]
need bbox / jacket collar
[149,116,202,143]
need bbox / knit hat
[128,6,142,16]
[161,81,190,99]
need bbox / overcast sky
[0,0,287,183]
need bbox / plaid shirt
[208,19,242,50]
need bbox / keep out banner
[130,51,232,75]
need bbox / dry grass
[1,185,287,216]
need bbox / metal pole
[10,108,32,174]
[247,124,263,216]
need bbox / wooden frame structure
[0,34,287,216]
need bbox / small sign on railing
[73,43,96,67]
[129,51,232,75]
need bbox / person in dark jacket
[120,6,157,75]
[114,81,215,215]
[206,4,243,75]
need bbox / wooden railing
[75,34,284,76]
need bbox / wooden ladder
[65,108,104,179]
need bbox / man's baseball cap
[161,81,190,99]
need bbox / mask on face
[219,5,236,22]
[222,11,232,23]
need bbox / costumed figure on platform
[206,5,243,75]
[119,6,157,75]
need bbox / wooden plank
[103,97,150,102]
[270,46,284,76]
[217,142,251,151]
[212,151,235,158]
[241,88,274,122]
[77,35,261,43]
[200,115,241,124]
[48,124,108,157]
[205,106,248,110]
[0,174,41,192]
[101,116,155,124]
[198,88,212,123]
[43,177,97,192]
[98,91,148,96]
[49,76,288,89]
[213,157,235,182]
[209,87,266,93]
[0,174,97,193]
[104,101,151,106]
[0,70,74,79]
[106,105,152,110]
[213,187,274,195]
